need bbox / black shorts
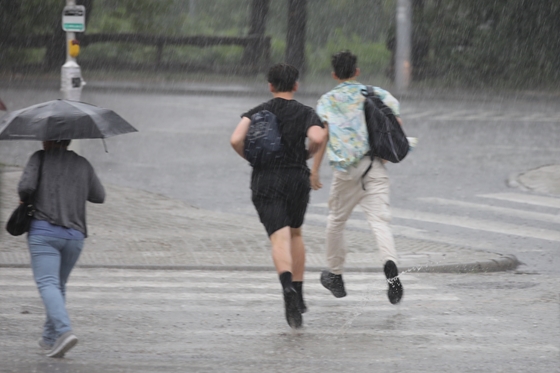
[251,168,311,237]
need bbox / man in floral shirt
[312,50,404,305]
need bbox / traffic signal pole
[395,0,412,93]
[61,0,85,102]
[61,0,86,153]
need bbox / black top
[242,98,323,171]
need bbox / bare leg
[290,227,305,281]
[270,226,292,274]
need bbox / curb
[0,254,519,273]
[4,79,560,102]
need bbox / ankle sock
[279,271,293,291]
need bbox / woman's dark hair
[56,140,71,147]
[331,50,358,80]
[267,63,299,92]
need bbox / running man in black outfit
[230,64,326,328]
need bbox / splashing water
[334,258,448,334]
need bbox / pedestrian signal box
[62,5,86,32]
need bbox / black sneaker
[292,282,307,313]
[283,286,303,329]
[384,260,403,304]
[320,270,347,298]
[298,297,308,314]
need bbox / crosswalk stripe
[417,197,560,224]
[401,109,560,122]
[0,280,437,291]
[310,203,560,241]
[304,212,428,237]
[0,269,423,282]
[479,192,560,209]
[392,207,560,242]
[1,290,457,302]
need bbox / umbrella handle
[102,139,109,153]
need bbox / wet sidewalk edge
[0,254,520,273]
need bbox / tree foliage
[2,0,558,86]
[423,0,560,85]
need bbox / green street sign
[62,5,86,32]
[63,23,85,32]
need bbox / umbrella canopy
[0,99,137,141]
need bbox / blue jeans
[28,235,84,343]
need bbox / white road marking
[479,192,560,209]
[392,208,560,242]
[311,201,560,241]
[418,197,560,224]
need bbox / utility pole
[61,0,86,102]
[395,0,412,93]
[189,0,197,18]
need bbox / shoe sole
[47,336,78,358]
[320,271,347,298]
[284,290,303,329]
[387,277,404,304]
[384,261,403,304]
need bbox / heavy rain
[0,1,559,372]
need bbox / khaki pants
[326,156,398,274]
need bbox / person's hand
[310,170,322,190]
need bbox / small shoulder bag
[6,152,45,236]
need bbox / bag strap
[360,86,376,190]
[32,151,45,203]
[361,85,376,98]
[361,157,373,191]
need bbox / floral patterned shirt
[316,80,400,171]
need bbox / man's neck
[272,91,295,100]
[336,77,359,84]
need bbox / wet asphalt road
[1,87,559,275]
[0,86,559,372]
[0,268,558,373]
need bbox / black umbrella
[0,99,137,142]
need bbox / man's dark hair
[331,51,358,80]
[267,63,299,92]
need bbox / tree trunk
[412,0,429,79]
[241,0,270,72]
[44,28,66,71]
[286,0,307,74]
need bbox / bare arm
[230,117,251,159]
[310,124,329,190]
[306,124,327,157]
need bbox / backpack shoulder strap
[361,85,376,98]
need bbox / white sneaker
[46,332,78,358]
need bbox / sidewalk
[3,75,560,102]
[0,170,518,273]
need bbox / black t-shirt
[242,98,323,171]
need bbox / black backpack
[244,110,284,167]
[362,86,409,163]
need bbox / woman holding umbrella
[18,139,105,358]
[2,99,136,357]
